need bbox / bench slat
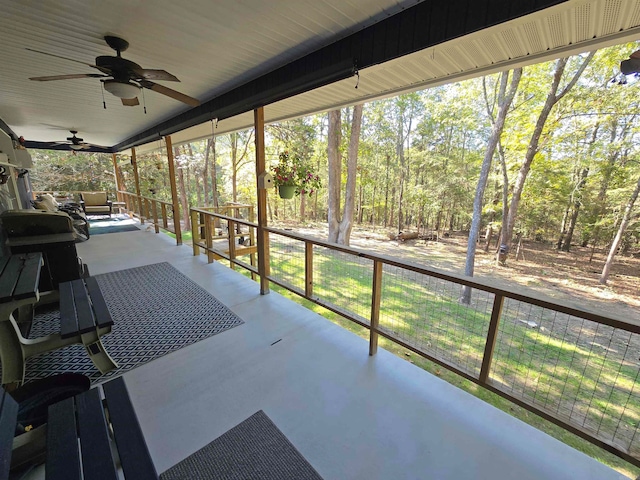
[0,390,18,480]
[59,281,79,339]
[13,253,41,300]
[71,279,96,334]
[0,256,23,303]
[85,277,113,329]
[103,377,158,480]
[0,257,11,303]
[76,388,118,480]
[0,257,10,277]
[46,397,81,480]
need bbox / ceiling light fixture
[69,144,84,151]
[102,80,140,99]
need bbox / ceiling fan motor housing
[95,56,142,80]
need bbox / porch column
[164,135,182,245]
[254,107,270,295]
[131,147,143,224]
[111,153,122,202]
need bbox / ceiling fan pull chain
[101,82,107,109]
[142,88,147,114]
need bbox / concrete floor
[28,223,626,479]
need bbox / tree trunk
[230,133,238,203]
[187,144,202,206]
[584,119,626,247]
[557,203,570,250]
[299,194,306,222]
[337,104,363,245]
[358,183,364,224]
[383,154,390,227]
[203,137,212,204]
[461,69,521,304]
[174,146,191,231]
[499,53,594,265]
[600,174,640,284]
[327,109,341,243]
[561,167,589,251]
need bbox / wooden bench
[58,277,118,375]
[0,255,117,386]
[0,376,158,480]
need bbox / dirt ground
[283,222,640,320]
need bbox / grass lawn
[262,235,640,478]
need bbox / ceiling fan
[38,130,108,151]
[620,49,640,76]
[27,35,200,107]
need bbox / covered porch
[2,0,640,477]
[20,224,617,479]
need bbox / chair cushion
[81,192,108,206]
[84,205,111,214]
[33,193,59,212]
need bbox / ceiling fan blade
[121,97,140,106]
[630,50,640,59]
[132,69,179,82]
[621,58,640,75]
[26,48,100,67]
[139,80,200,107]
[25,48,113,75]
[30,73,107,81]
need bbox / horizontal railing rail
[118,190,180,239]
[191,215,640,467]
[190,207,258,279]
[33,190,117,201]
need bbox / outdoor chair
[80,191,112,217]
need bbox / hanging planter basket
[278,185,296,199]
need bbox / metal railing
[190,208,640,467]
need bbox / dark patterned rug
[89,223,140,235]
[23,262,244,384]
[160,411,324,480]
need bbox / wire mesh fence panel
[490,298,640,454]
[269,233,305,291]
[311,246,373,323]
[378,266,494,377]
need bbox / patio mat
[22,262,244,384]
[160,410,323,480]
[89,223,140,235]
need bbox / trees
[600,173,640,284]
[27,44,640,288]
[498,52,595,264]
[326,105,364,245]
[461,68,521,304]
[337,104,363,245]
[327,109,342,242]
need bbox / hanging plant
[272,151,321,199]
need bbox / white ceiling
[1,0,420,146]
[2,0,640,152]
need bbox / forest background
[31,43,640,294]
